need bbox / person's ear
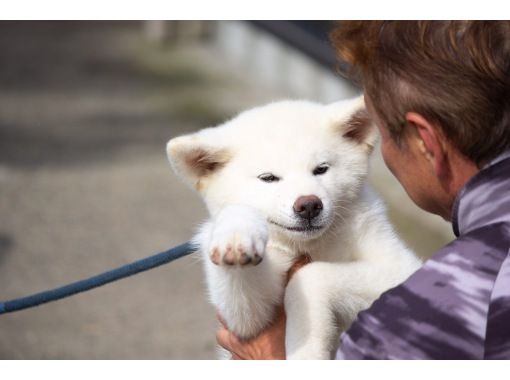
[405,112,449,180]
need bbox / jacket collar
[452,151,510,237]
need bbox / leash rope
[0,242,194,315]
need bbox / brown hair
[330,21,510,166]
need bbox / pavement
[0,21,248,359]
[0,21,453,359]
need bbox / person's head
[331,21,510,219]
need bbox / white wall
[214,21,359,103]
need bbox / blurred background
[0,21,453,359]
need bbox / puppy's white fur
[167,97,421,359]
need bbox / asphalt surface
[0,21,452,359]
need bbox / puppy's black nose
[293,195,323,220]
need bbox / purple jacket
[337,152,510,359]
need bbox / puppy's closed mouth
[268,219,324,232]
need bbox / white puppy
[166,97,421,359]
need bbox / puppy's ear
[166,131,231,191]
[343,107,378,152]
[328,95,378,153]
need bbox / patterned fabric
[337,152,510,359]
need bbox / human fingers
[286,254,312,285]
[216,312,228,329]
[216,327,244,358]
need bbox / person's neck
[440,153,479,221]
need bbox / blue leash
[0,242,194,315]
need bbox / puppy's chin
[284,227,327,241]
[268,218,331,241]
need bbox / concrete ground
[0,21,453,359]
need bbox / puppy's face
[167,97,376,241]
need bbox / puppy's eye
[313,164,329,175]
[258,173,280,183]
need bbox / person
[215,20,510,359]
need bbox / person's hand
[215,254,311,360]
[216,304,287,360]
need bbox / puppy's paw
[208,205,268,266]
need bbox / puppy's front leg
[284,262,340,360]
[195,204,287,340]
[285,262,385,360]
